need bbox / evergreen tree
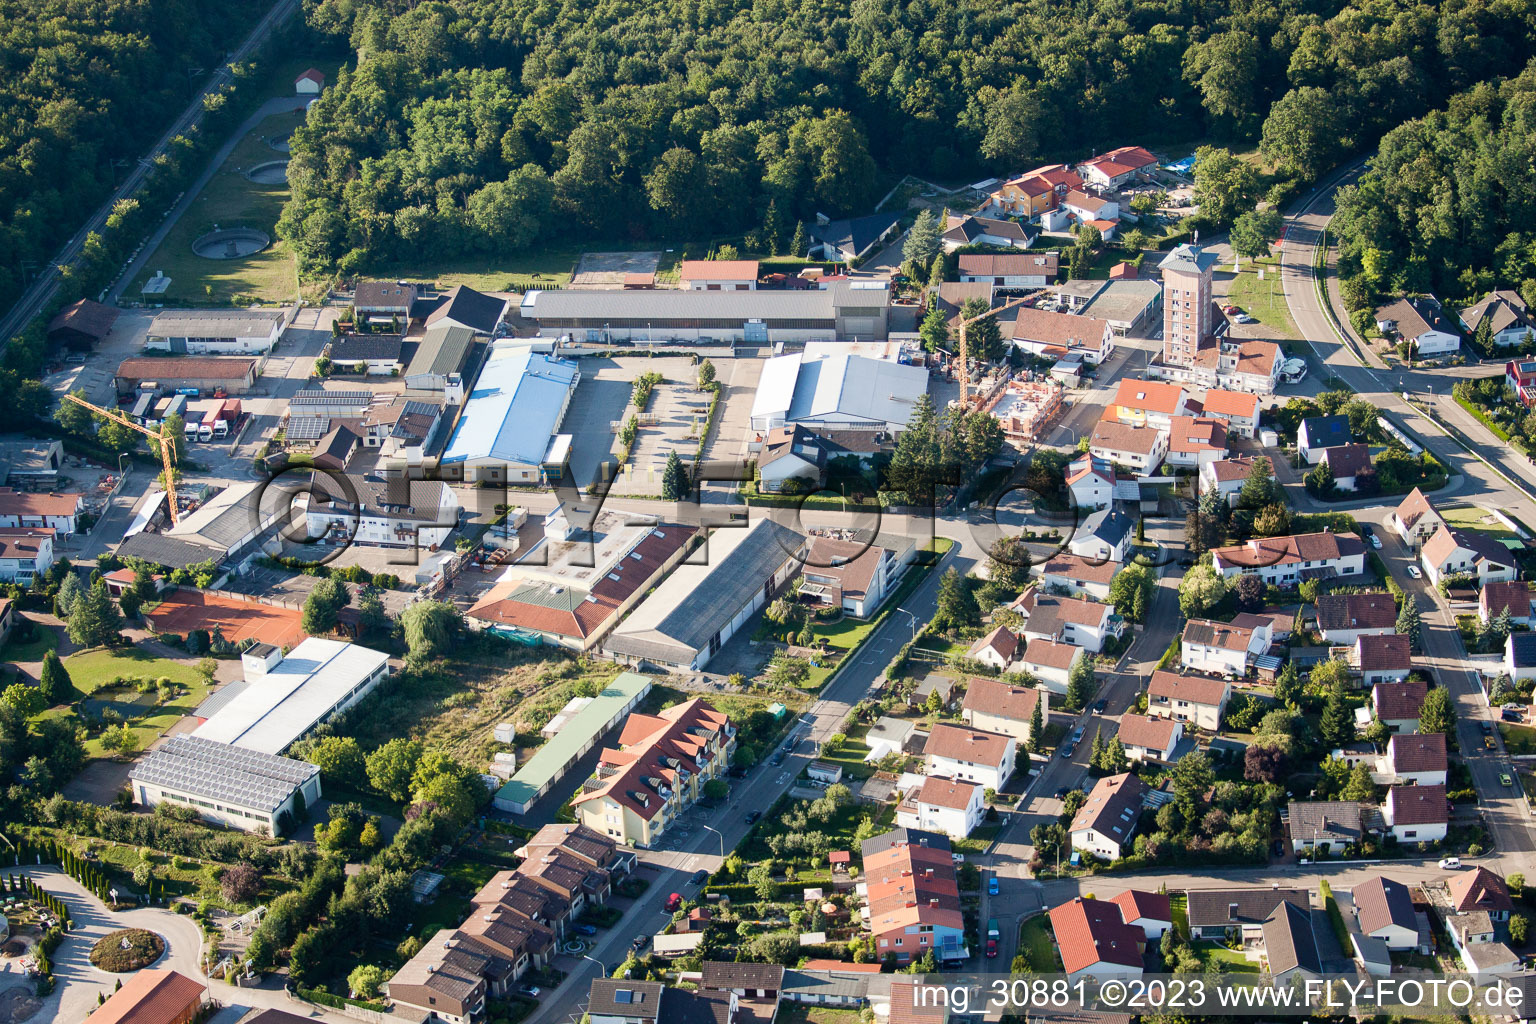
[919,304,950,353]
[1341,763,1377,802]
[66,581,122,648]
[38,651,76,707]
[928,252,946,291]
[697,358,717,391]
[932,567,980,631]
[1320,682,1354,746]
[1273,661,1302,709]
[902,209,942,272]
[1396,597,1422,650]
[1029,698,1044,754]
[1104,737,1129,774]
[1089,728,1107,771]
[959,297,1005,362]
[789,221,807,258]
[1419,686,1455,735]
[985,536,1030,591]
[1066,656,1095,711]
[661,451,690,500]
[54,572,84,618]
[1490,605,1515,653]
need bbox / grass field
[1221,257,1298,339]
[131,109,305,306]
[1501,722,1536,755]
[34,649,212,757]
[1193,941,1260,973]
[62,648,206,692]
[1441,506,1516,537]
[1017,913,1061,970]
[777,1006,863,1024]
[0,625,58,663]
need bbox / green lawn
[1017,914,1061,971]
[1193,941,1260,973]
[1441,506,1516,537]
[1222,258,1298,339]
[39,649,212,758]
[0,625,58,663]
[62,648,206,693]
[1170,893,1189,940]
[776,1006,863,1024]
[1501,723,1536,755]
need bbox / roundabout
[88,928,165,972]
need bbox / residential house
[1048,897,1147,981]
[1262,901,1326,985]
[959,253,1061,290]
[1288,800,1364,854]
[1019,639,1085,695]
[1320,444,1374,493]
[0,528,54,584]
[1353,876,1419,950]
[940,215,1035,251]
[966,625,1021,672]
[1068,508,1135,563]
[865,716,917,762]
[1110,889,1173,940]
[425,284,509,336]
[1037,554,1118,601]
[1089,420,1169,474]
[309,424,359,472]
[1461,290,1535,348]
[1079,146,1159,189]
[1420,525,1517,587]
[1146,671,1229,731]
[678,260,759,291]
[1201,389,1260,437]
[571,699,735,847]
[1480,580,1535,626]
[388,937,489,1023]
[1354,633,1412,685]
[896,776,986,838]
[987,168,1076,218]
[1069,773,1148,861]
[1111,379,1193,431]
[757,425,836,494]
[800,535,908,618]
[1316,592,1399,644]
[1010,307,1114,364]
[330,332,406,375]
[1185,888,1310,942]
[1180,618,1269,678]
[1210,531,1367,587]
[961,677,1048,747]
[361,398,445,459]
[1376,295,1461,356]
[1013,590,1124,653]
[1383,784,1448,843]
[88,970,205,1024]
[1066,454,1116,510]
[0,489,83,534]
[353,280,418,319]
[1392,488,1446,548]
[304,473,461,550]
[1505,633,1536,682]
[861,828,967,963]
[923,724,1016,790]
[1298,414,1352,464]
[1377,733,1447,786]
[1200,457,1260,506]
[807,211,902,263]
[1115,713,1182,763]
[1372,679,1429,734]
[1447,866,1514,922]
[587,979,728,1024]
[910,673,957,711]
[1220,338,1283,394]
[1062,190,1119,225]
[1165,415,1229,471]
[1509,359,1536,407]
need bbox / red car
[665,892,682,912]
[1224,304,1241,314]
[986,939,998,958]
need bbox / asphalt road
[0,0,299,349]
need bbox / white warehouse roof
[751,352,928,429]
[192,638,389,755]
[440,343,579,468]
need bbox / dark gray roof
[331,333,405,362]
[587,979,665,1017]
[1263,901,1324,976]
[809,211,902,257]
[128,735,317,813]
[1080,507,1133,547]
[943,215,1035,246]
[115,532,222,570]
[524,279,888,322]
[700,961,784,992]
[407,325,476,380]
[305,472,458,524]
[426,285,507,335]
[1510,633,1536,668]
[193,679,250,719]
[1299,414,1351,448]
[353,280,418,310]
[1288,800,1364,844]
[1316,592,1398,633]
[782,970,872,1001]
[313,425,359,469]
[1185,887,1309,930]
[860,826,951,860]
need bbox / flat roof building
[164,481,283,558]
[114,356,260,396]
[750,350,928,432]
[145,309,286,355]
[438,344,579,484]
[605,519,805,671]
[129,735,320,835]
[520,279,892,344]
[493,671,653,814]
[192,638,390,755]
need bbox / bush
[89,929,165,972]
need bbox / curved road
[0,0,300,349]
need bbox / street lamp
[700,823,725,858]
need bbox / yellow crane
[64,392,182,525]
[954,291,1043,408]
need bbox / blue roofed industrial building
[438,343,580,483]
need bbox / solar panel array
[286,415,330,441]
[129,735,318,813]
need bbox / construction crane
[955,291,1044,409]
[63,392,182,525]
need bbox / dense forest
[280,0,1536,272]
[1332,58,1536,314]
[0,0,274,303]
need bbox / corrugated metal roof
[522,279,885,322]
[441,344,579,467]
[192,638,389,754]
[407,325,476,379]
[494,672,652,808]
[149,310,284,338]
[129,735,317,812]
[751,352,927,427]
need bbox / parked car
[951,853,966,864]
[1485,736,1497,750]
[517,986,542,999]
[1060,743,1076,759]
[1236,314,1258,324]
[986,939,998,958]
[1481,721,1495,735]
[1406,565,1422,579]
[745,810,762,824]
[1360,523,1374,537]
[665,892,682,912]
[1092,700,1108,714]
[1439,857,1462,869]
[691,869,708,885]
[988,876,999,896]
[632,934,650,951]
[1054,787,1069,799]
[1224,304,1241,314]
[1370,535,1382,549]
[1504,773,1516,788]
[575,924,598,936]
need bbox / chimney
[929,898,939,908]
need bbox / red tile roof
[924,723,1013,767]
[1373,679,1429,720]
[1448,866,1513,914]
[1212,531,1365,570]
[0,489,81,517]
[916,775,982,810]
[1022,639,1080,671]
[1148,670,1228,707]
[1040,554,1119,586]
[1202,389,1259,419]
[1395,488,1440,532]
[1167,415,1228,454]
[679,260,760,281]
[1115,713,1179,753]
[1114,378,1187,415]
[1091,418,1164,457]
[1387,784,1448,826]
[1109,888,1172,925]
[572,698,731,821]
[1388,732,1446,774]
[1357,633,1411,672]
[1049,897,1146,974]
[88,969,203,1024]
[962,677,1043,721]
[968,624,1019,663]
[0,527,53,561]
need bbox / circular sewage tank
[268,133,292,153]
[193,228,271,260]
[246,160,289,184]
